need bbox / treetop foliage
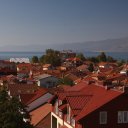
[0,89,33,128]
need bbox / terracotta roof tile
[35,113,51,128]
[8,84,39,97]
[26,88,48,105]
[54,80,123,122]
[20,93,36,105]
[75,84,122,121]
[20,88,48,105]
[30,103,52,126]
[66,95,92,116]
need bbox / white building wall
[51,112,73,128]
[38,76,58,88]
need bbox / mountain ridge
[0,37,128,52]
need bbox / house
[65,73,79,83]
[76,64,89,72]
[98,62,117,69]
[17,63,31,73]
[0,60,17,75]
[104,74,127,87]
[43,64,52,71]
[20,88,53,112]
[30,103,52,128]
[120,69,128,75]
[35,74,58,88]
[10,58,30,63]
[66,57,82,67]
[50,81,128,128]
[35,112,51,128]
[60,50,76,61]
[30,64,43,77]
[7,84,39,97]
[120,64,128,75]
[0,75,17,85]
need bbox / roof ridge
[66,94,93,97]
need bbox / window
[100,111,107,124]
[124,111,128,123]
[52,116,57,128]
[118,111,128,123]
[118,111,123,123]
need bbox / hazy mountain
[0,37,128,52]
[54,37,128,52]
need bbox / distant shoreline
[0,51,127,61]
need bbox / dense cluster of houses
[0,52,128,128]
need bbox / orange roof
[55,81,122,122]
[30,103,52,126]
[66,57,80,61]
[66,73,79,81]
[43,64,51,68]
[8,84,39,96]
[20,88,48,105]
[17,63,31,68]
[75,84,122,121]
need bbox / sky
[0,0,128,47]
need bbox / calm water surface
[0,52,127,61]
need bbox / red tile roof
[30,103,52,126]
[77,64,88,71]
[54,81,123,122]
[35,113,51,128]
[20,93,35,105]
[8,84,39,97]
[20,88,48,105]
[17,63,31,68]
[75,84,122,121]
[67,81,88,92]
[106,74,126,81]
[43,64,51,68]
[26,88,48,105]
[66,94,92,116]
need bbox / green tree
[0,89,33,128]
[117,59,126,67]
[41,49,61,66]
[31,56,39,63]
[88,63,94,72]
[107,56,116,62]
[76,53,86,61]
[87,57,99,63]
[39,55,45,64]
[46,49,55,55]
[58,77,74,86]
[98,52,107,62]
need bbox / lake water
[0,52,127,61]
